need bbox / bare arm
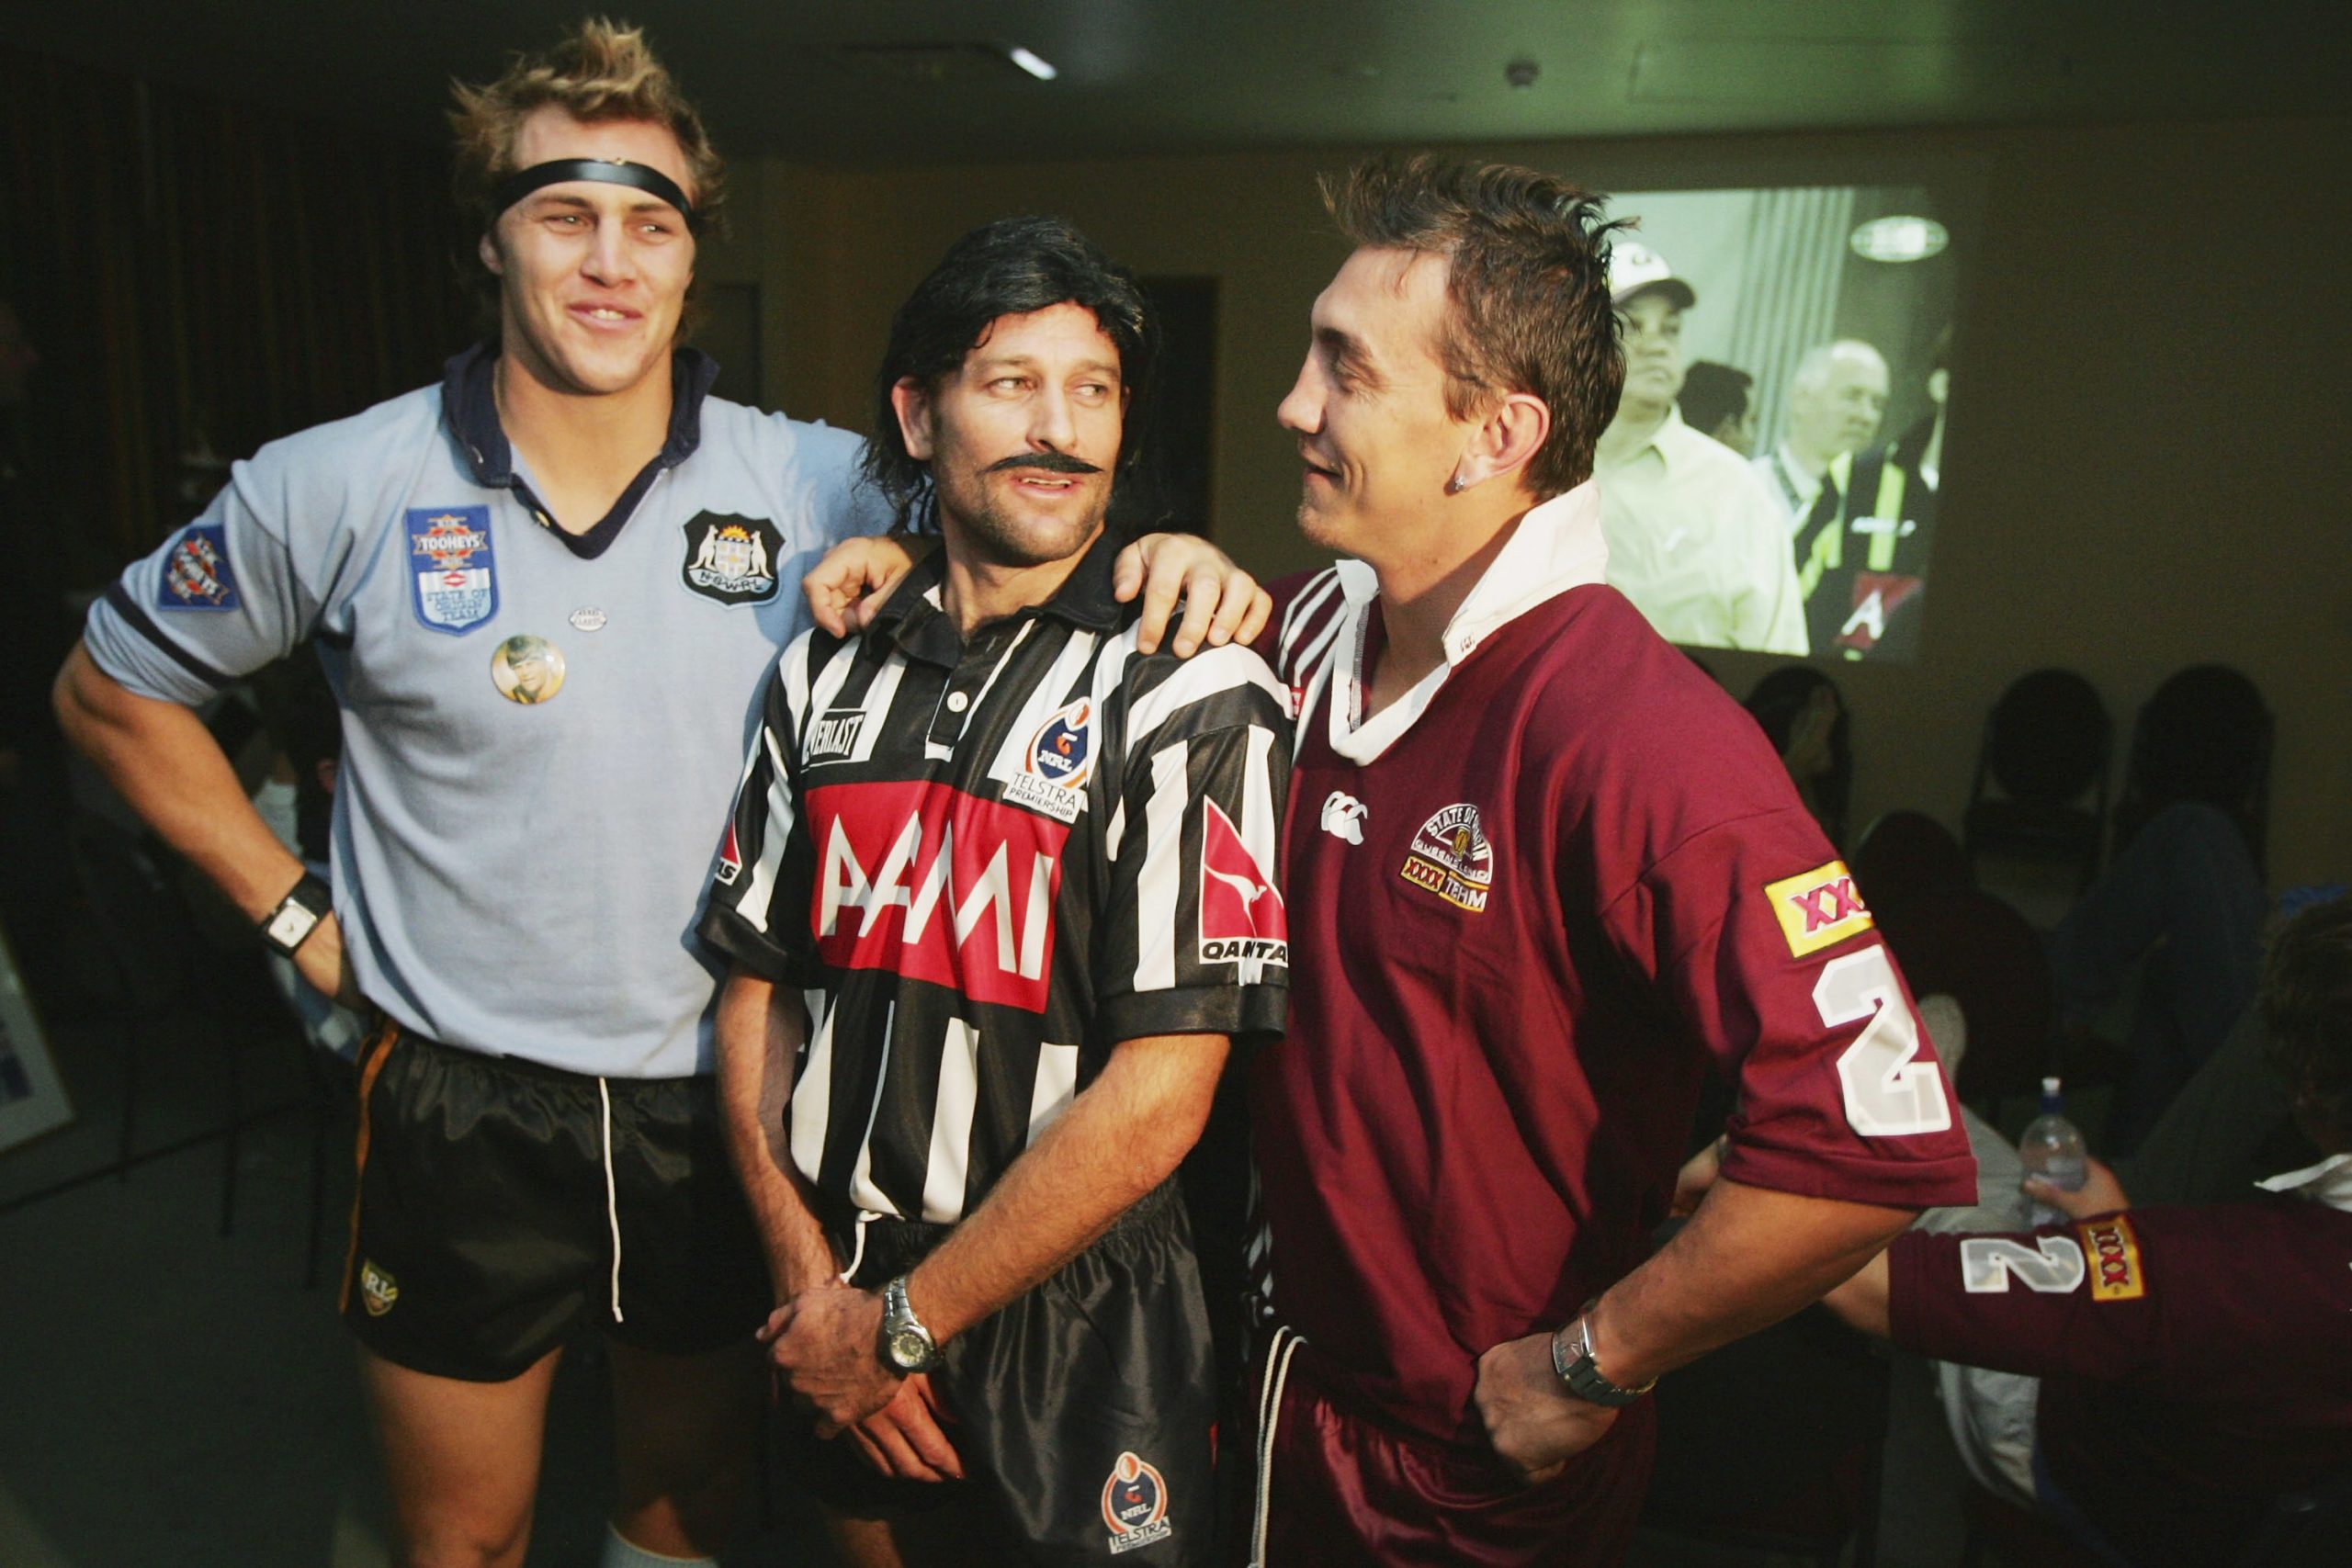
[712,967,837,1303]
[1476,1177,1913,1480]
[1819,1249,1892,1338]
[54,641,355,1002]
[769,1031,1227,1432]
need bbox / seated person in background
[1592,241,1805,655]
[1675,360,1757,457]
[2049,798,2268,1152]
[1819,894,2352,1568]
[1743,665,1849,849]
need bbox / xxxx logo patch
[1765,859,1873,957]
[2079,1214,2147,1303]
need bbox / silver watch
[1549,1305,1656,1408]
[878,1275,942,1373]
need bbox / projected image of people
[1600,186,1962,662]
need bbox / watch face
[888,1327,932,1371]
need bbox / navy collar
[876,527,1128,666]
[439,341,719,559]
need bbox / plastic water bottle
[2018,1077,2087,1226]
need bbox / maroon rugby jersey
[1250,483,1977,1450]
[1887,1176,2352,1567]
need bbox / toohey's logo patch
[2079,1215,2147,1303]
[404,506,498,634]
[1766,859,1872,956]
[1399,803,1492,913]
[158,524,241,611]
[358,1259,399,1317]
[1102,1450,1173,1554]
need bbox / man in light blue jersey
[54,20,1261,1568]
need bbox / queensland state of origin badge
[405,506,498,635]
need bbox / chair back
[1851,810,1972,912]
[1963,668,2111,890]
[2119,662,2273,872]
[1979,668,2109,807]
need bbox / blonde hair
[449,17,724,240]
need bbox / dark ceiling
[13,1,2347,164]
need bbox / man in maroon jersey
[1243,154,1979,1564]
[1817,894,2352,1568]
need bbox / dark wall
[1,46,472,583]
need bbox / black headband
[490,158,702,233]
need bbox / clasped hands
[761,1279,966,1483]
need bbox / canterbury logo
[810,781,1068,1012]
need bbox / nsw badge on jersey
[157,524,241,611]
[681,513,784,605]
[405,506,499,635]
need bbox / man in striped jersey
[699,217,1291,1567]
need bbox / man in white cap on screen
[1591,239,1806,655]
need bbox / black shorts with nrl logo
[339,1021,768,1382]
[786,1181,1219,1566]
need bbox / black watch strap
[259,871,333,957]
[1550,1301,1657,1408]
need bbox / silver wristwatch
[1549,1303,1656,1408]
[878,1275,942,1374]
[259,872,333,958]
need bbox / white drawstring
[597,1077,624,1324]
[1249,1325,1306,1568]
[838,1211,876,1285]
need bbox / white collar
[1600,404,1693,475]
[1320,481,1608,762]
[2256,1151,2352,1213]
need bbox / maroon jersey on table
[1249,486,1977,1456]
[1887,1186,2352,1567]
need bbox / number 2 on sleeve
[1815,944,1953,1137]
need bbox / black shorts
[339,1020,767,1382]
[787,1182,1218,1566]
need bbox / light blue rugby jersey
[85,346,889,1077]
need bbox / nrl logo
[1101,1450,1173,1554]
[358,1259,400,1317]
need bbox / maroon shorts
[1242,1328,1655,1567]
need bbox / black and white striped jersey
[697,534,1292,1225]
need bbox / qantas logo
[714,823,743,886]
[808,781,1069,1012]
[1764,859,1875,957]
[1198,799,1287,966]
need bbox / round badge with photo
[491,634,566,705]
